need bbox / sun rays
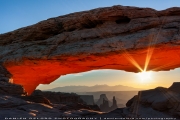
[122,49,154,82]
[120,29,172,85]
[122,51,144,72]
[122,17,170,76]
[84,14,171,76]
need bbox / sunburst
[123,18,168,79]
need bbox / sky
[1,0,180,90]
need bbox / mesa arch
[0,5,180,94]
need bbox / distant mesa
[111,96,118,110]
[1,71,180,118]
[32,89,85,105]
[31,90,101,111]
[48,85,140,92]
[100,98,110,112]
[96,94,109,106]
[0,5,180,94]
[97,94,118,112]
[79,95,95,105]
[77,91,137,108]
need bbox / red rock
[0,6,180,94]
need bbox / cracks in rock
[46,34,69,58]
[53,18,65,34]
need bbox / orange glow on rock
[4,44,180,94]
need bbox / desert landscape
[0,2,180,120]
[1,72,180,119]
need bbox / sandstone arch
[0,5,180,94]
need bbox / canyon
[0,5,180,94]
[1,74,180,119]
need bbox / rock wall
[0,6,180,94]
[125,83,180,118]
[32,90,84,104]
[100,98,110,112]
[31,90,101,111]
[79,95,95,105]
[0,64,27,96]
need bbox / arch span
[1,5,180,94]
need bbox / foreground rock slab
[125,83,180,118]
[0,95,103,119]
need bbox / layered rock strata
[0,6,180,94]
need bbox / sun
[137,71,152,83]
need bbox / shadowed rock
[32,90,84,104]
[31,90,101,111]
[168,82,180,93]
[98,94,118,112]
[18,95,51,105]
[0,81,27,96]
[0,64,27,96]
[79,95,95,105]
[126,95,138,107]
[96,94,109,106]
[123,82,180,118]
[0,95,63,119]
